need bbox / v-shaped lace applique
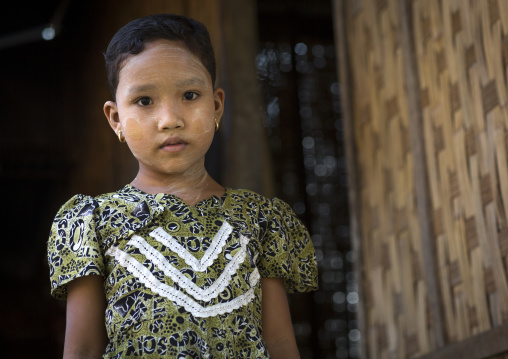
[126,233,249,301]
[106,245,260,318]
[105,221,261,317]
[149,221,232,272]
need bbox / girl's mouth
[160,137,187,152]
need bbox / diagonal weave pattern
[413,0,508,345]
[344,0,432,357]
[341,0,508,357]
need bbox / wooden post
[332,0,367,357]
[219,0,275,197]
[397,0,445,348]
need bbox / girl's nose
[157,103,184,131]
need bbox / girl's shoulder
[224,188,299,221]
[226,188,270,203]
[52,185,150,222]
[49,185,154,252]
[228,187,293,207]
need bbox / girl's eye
[183,92,198,101]
[136,97,152,106]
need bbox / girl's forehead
[116,39,212,94]
[143,39,192,55]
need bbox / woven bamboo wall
[336,0,508,358]
[414,0,508,343]
[341,0,433,357]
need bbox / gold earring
[214,118,219,132]
[118,130,126,143]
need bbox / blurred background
[0,0,353,358]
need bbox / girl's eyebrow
[128,84,157,95]
[127,78,207,95]
[127,77,207,95]
[175,77,207,87]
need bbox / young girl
[47,13,317,359]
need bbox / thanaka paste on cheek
[125,117,143,140]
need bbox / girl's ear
[213,88,225,121]
[104,101,121,132]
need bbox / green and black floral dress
[47,185,318,358]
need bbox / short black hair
[104,13,216,100]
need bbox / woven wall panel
[413,0,508,343]
[342,0,508,357]
[344,0,432,357]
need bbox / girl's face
[104,39,224,182]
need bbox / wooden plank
[220,0,275,195]
[397,0,445,348]
[415,324,508,359]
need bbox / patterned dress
[47,185,318,358]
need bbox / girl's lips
[160,137,187,152]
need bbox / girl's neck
[130,169,224,206]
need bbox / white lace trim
[105,246,259,318]
[150,222,232,272]
[249,265,260,286]
[127,234,250,302]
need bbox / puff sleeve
[257,197,318,293]
[47,194,104,300]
